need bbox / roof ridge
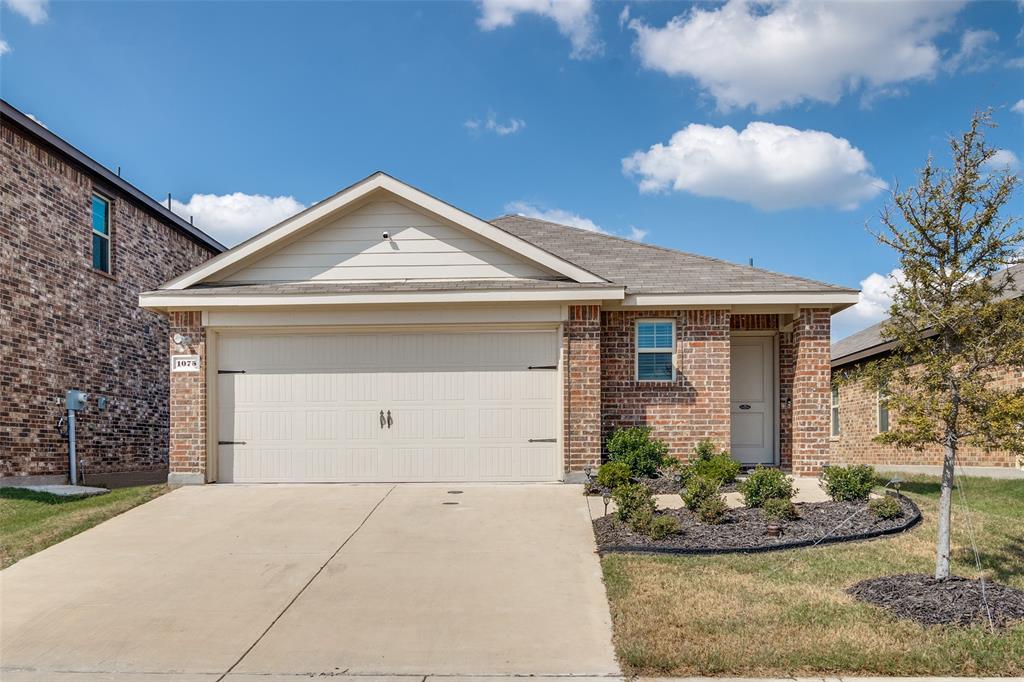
[492,213,855,292]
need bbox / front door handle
[386,410,393,428]
[380,410,386,429]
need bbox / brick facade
[0,120,217,484]
[600,309,731,458]
[168,312,208,483]
[791,308,832,475]
[559,307,834,476]
[830,367,1023,469]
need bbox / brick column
[791,307,831,476]
[564,305,601,478]
[685,310,732,452]
[168,311,207,485]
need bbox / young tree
[863,111,1024,580]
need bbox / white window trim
[877,389,890,434]
[830,386,841,438]
[634,318,676,382]
[92,192,112,274]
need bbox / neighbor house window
[636,320,674,381]
[877,389,890,434]
[831,386,841,437]
[91,194,111,273]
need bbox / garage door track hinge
[527,365,557,370]
[218,369,246,374]
[528,438,557,443]
[218,440,247,445]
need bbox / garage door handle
[386,410,393,428]
[528,438,557,443]
[218,441,246,445]
[380,410,386,429]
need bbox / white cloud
[476,0,602,59]
[1012,99,1024,115]
[167,192,306,247]
[465,112,526,136]
[984,149,1021,172]
[0,39,9,56]
[622,121,887,211]
[3,0,48,24]
[628,0,963,111]
[505,200,647,241]
[944,29,998,73]
[832,269,905,341]
[25,113,46,129]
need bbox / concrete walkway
[0,484,619,680]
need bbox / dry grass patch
[0,485,168,568]
[602,475,1024,676]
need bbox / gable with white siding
[219,200,555,283]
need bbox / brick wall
[599,309,731,462]
[0,121,217,482]
[564,305,602,473]
[830,368,1022,469]
[168,312,207,482]
[791,308,832,475]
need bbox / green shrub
[681,475,720,511]
[692,452,741,485]
[606,427,669,478]
[596,461,632,490]
[740,466,794,508]
[649,514,681,540]
[762,497,799,521]
[693,439,717,462]
[822,464,877,502]
[612,482,656,523]
[869,495,903,520]
[697,495,728,524]
[628,505,654,534]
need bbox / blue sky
[2,0,1022,339]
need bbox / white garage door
[216,330,561,483]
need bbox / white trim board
[160,173,607,291]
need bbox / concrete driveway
[0,484,619,681]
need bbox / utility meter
[65,390,90,411]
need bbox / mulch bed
[847,573,1024,629]
[594,495,920,554]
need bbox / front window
[831,386,841,437]
[636,320,674,381]
[877,389,890,433]
[91,194,111,273]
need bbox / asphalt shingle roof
[491,214,856,295]
[831,263,1024,365]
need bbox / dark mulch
[584,471,738,496]
[594,495,919,554]
[847,573,1024,629]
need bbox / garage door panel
[217,330,560,482]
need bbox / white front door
[730,335,775,466]
[216,330,560,483]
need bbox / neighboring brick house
[139,172,857,485]
[1,100,223,487]
[830,263,1024,471]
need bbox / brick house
[1,100,223,487]
[830,263,1024,472]
[140,172,857,485]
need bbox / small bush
[693,439,717,462]
[612,482,656,523]
[596,461,632,490]
[762,497,799,521]
[822,464,876,502]
[740,466,794,508]
[869,495,903,520]
[649,514,681,540]
[681,475,720,511]
[692,453,741,485]
[697,495,728,524]
[606,427,669,478]
[628,505,654,534]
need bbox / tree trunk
[935,442,956,580]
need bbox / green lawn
[602,475,1024,677]
[0,485,167,569]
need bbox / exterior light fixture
[584,466,594,480]
[673,472,683,484]
[889,477,903,497]
[602,492,611,517]
[766,522,782,538]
